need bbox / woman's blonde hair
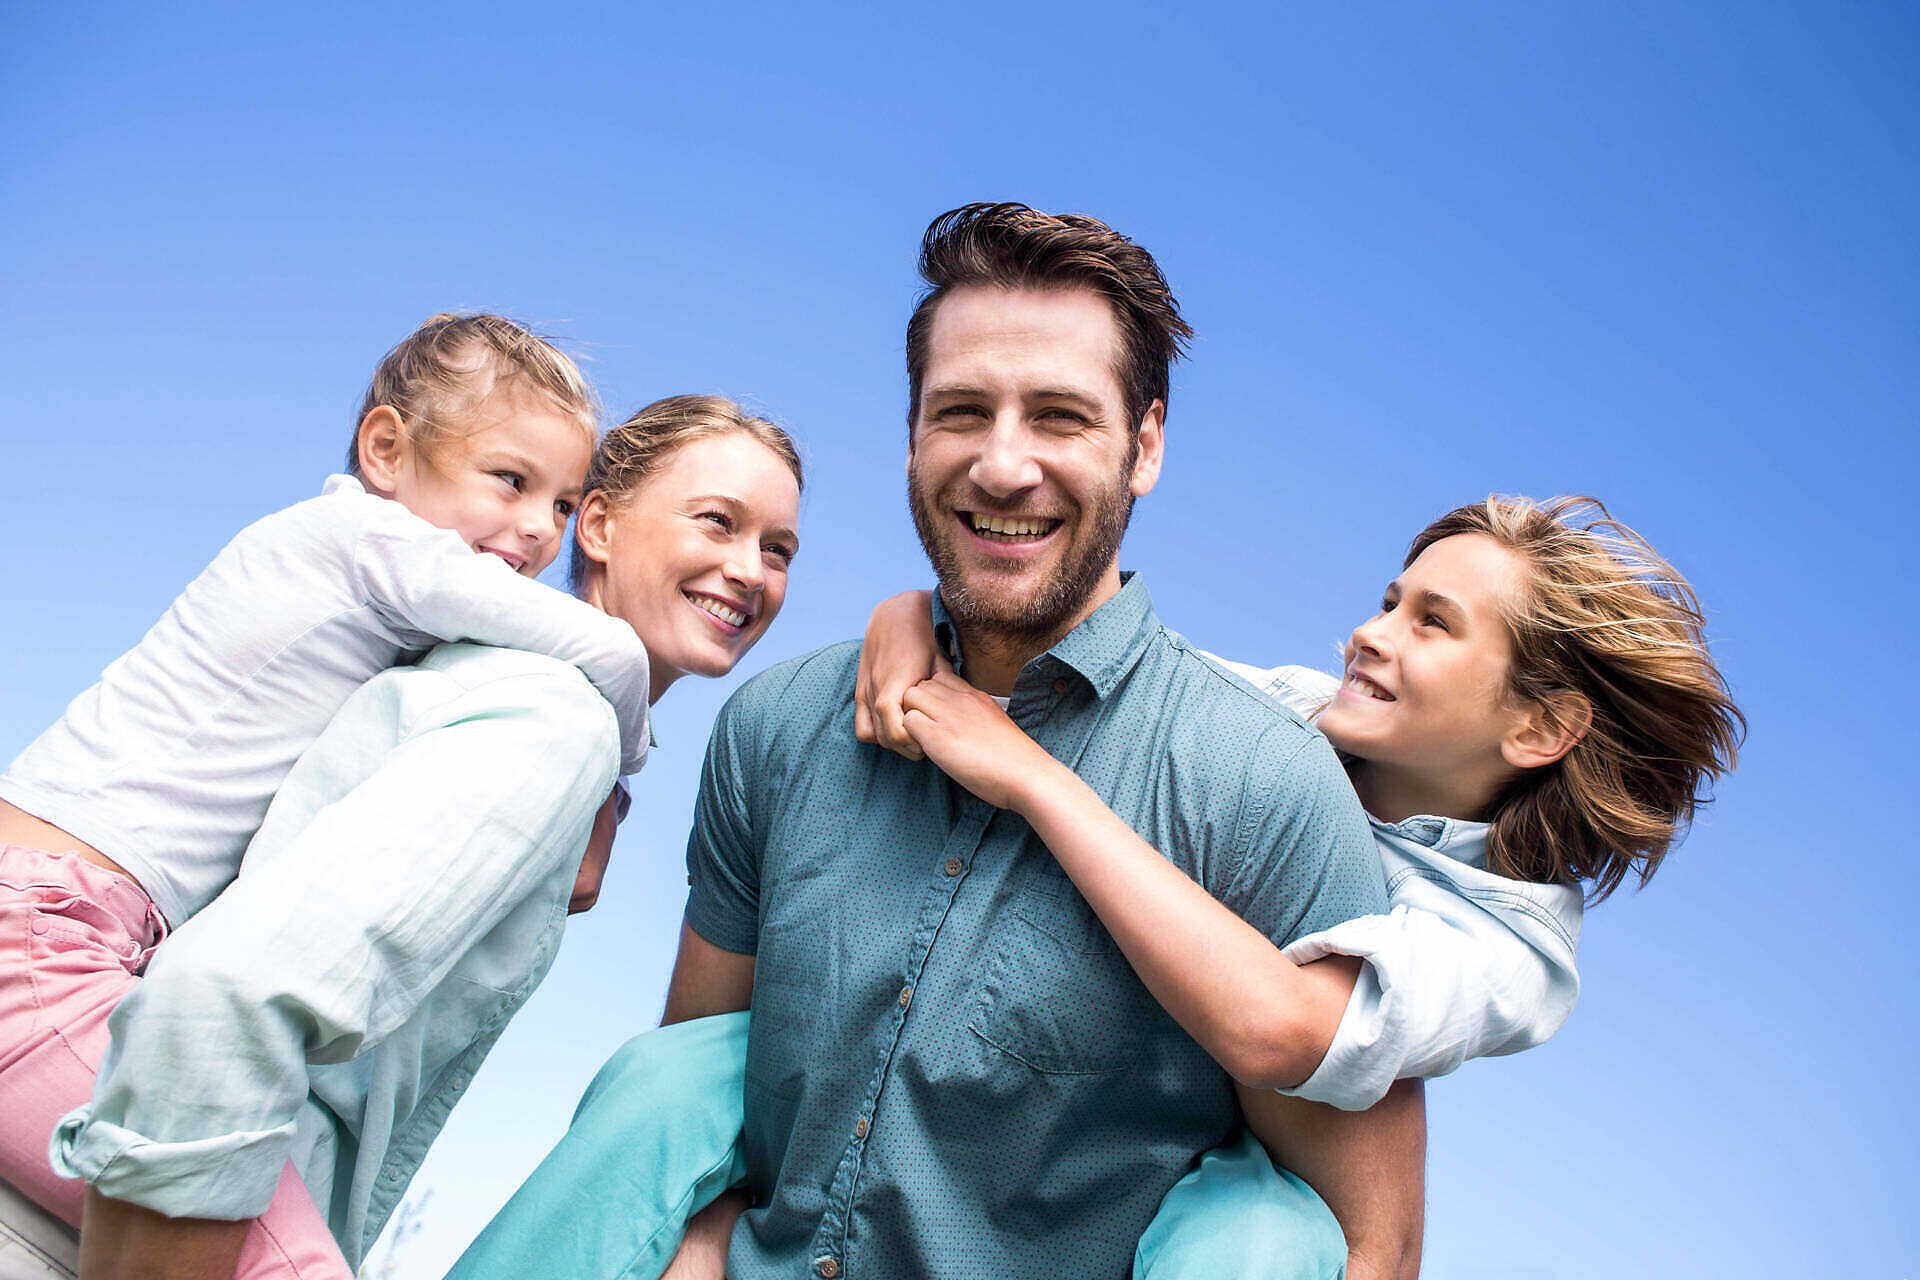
[347,313,598,476]
[569,394,804,588]
[1408,496,1745,902]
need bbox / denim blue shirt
[686,575,1386,1280]
[52,643,618,1265]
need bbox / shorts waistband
[0,842,167,950]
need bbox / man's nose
[967,417,1044,497]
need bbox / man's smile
[956,510,1064,554]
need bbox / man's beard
[907,457,1135,645]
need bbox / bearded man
[453,203,1426,1280]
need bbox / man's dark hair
[904,203,1194,435]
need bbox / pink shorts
[0,842,352,1279]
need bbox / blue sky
[3,3,1915,1275]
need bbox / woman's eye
[494,471,525,491]
[700,510,733,531]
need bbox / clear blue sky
[3,4,1914,1275]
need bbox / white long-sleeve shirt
[0,475,649,928]
[1204,659,1584,1111]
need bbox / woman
[4,395,804,1280]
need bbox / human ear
[573,490,615,569]
[355,406,408,494]
[1501,691,1593,771]
[1129,400,1166,499]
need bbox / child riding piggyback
[0,313,650,1276]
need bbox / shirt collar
[1368,812,1490,863]
[932,571,1159,701]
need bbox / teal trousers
[445,1013,1344,1279]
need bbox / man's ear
[1501,691,1593,772]
[355,406,407,494]
[1129,399,1166,499]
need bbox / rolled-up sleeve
[1277,890,1582,1111]
[52,648,618,1218]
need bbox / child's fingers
[854,656,879,742]
[878,683,924,759]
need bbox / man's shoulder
[1143,632,1368,844]
[726,640,861,714]
[1149,632,1328,764]
[713,640,862,753]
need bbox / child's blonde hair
[346,313,598,477]
[1408,496,1745,901]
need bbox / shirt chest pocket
[967,861,1162,1074]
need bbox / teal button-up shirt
[686,575,1387,1280]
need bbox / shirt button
[854,1116,869,1139]
[898,985,913,1008]
[943,857,963,876]
[816,1257,840,1278]
[1052,677,1068,694]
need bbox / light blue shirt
[1202,660,1584,1110]
[51,643,619,1265]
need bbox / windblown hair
[568,394,804,589]
[1409,497,1745,902]
[347,313,598,477]
[905,202,1194,436]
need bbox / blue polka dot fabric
[687,574,1386,1280]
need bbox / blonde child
[0,313,650,1278]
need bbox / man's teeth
[1346,675,1394,702]
[969,514,1056,541]
[690,595,747,627]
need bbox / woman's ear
[355,406,407,494]
[574,490,615,568]
[1501,691,1593,772]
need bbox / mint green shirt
[53,643,618,1265]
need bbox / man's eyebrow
[1027,386,1104,412]
[922,383,990,401]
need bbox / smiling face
[1315,532,1536,821]
[368,384,591,577]
[577,430,801,702]
[907,285,1163,647]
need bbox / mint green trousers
[444,1013,1344,1279]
